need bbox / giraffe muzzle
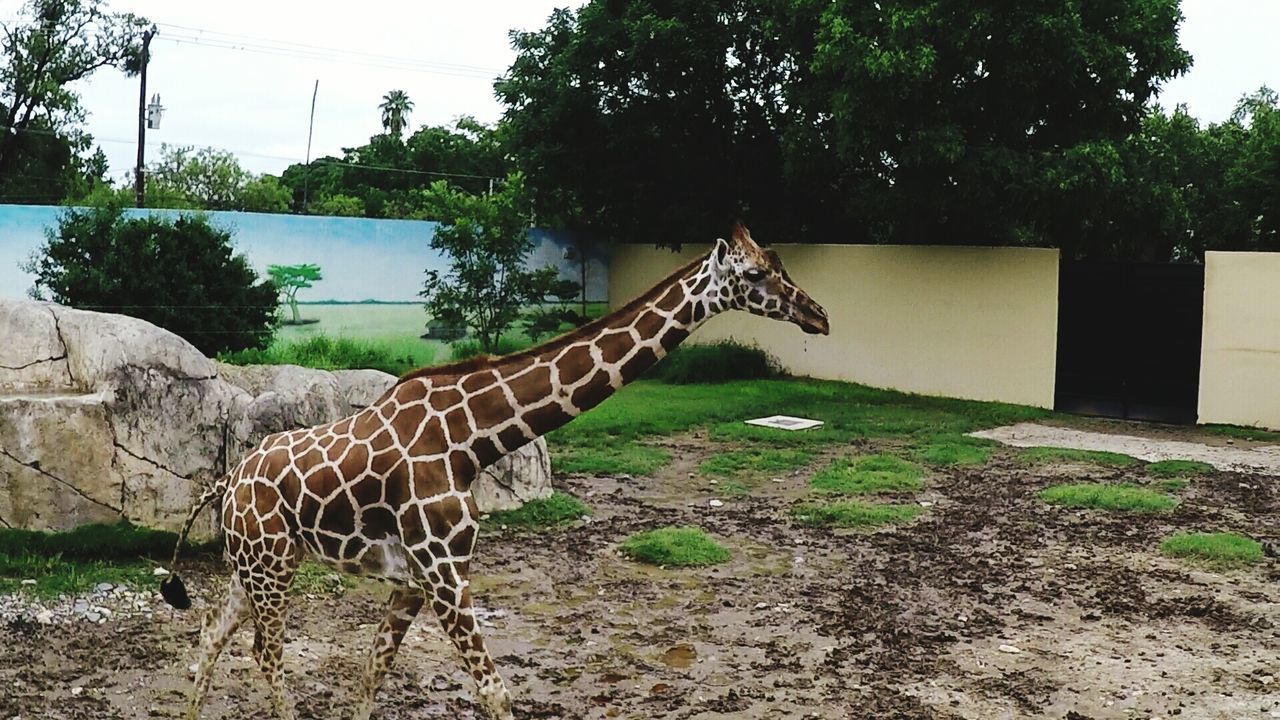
[793,296,830,336]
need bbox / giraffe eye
[743,268,766,282]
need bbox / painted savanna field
[1,344,1277,719]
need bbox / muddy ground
[2,428,1279,719]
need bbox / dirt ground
[2,426,1279,720]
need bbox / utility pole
[134,25,157,208]
[302,79,319,213]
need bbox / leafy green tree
[0,1,143,204]
[419,174,572,352]
[147,144,289,212]
[24,204,277,355]
[498,0,1191,250]
[267,263,323,324]
[379,90,414,139]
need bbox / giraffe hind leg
[351,585,427,720]
[185,576,250,720]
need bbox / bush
[0,520,200,562]
[449,336,531,361]
[650,341,782,384]
[220,335,417,375]
[25,204,276,355]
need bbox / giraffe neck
[394,250,725,473]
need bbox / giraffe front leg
[186,577,250,720]
[351,586,427,720]
[427,566,512,720]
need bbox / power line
[153,22,504,77]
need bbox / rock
[20,579,35,586]
[708,499,724,508]
[998,644,1022,654]
[70,686,83,697]
[94,583,113,593]
[0,299,559,535]
[35,609,54,625]
[152,567,170,576]
[84,611,101,623]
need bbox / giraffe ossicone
[161,223,829,720]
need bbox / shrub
[25,204,277,355]
[650,341,782,384]
[0,520,206,561]
[449,336,531,361]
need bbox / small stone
[793,556,805,564]
[70,686,83,696]
[708,479,719,485]
[708,499,724,508]
[998,644,1021,654]
[85,611,102,623]
[1260,675,1274,686]
[754,602,770,610]
[20,579,35,586]
[35,610,54,625]
[94,583,114,593]
[188,662,199,676]
[152,567,170,577]
[771,477,784,483]
[72,601,89,614]
[919,501,934,508]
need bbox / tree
[147,144,289,212]
[498,0,1191,250]
[419,173,572,352]
[0,0,148,179]
[309,193,365,217]
[379,90,414,139]
[268,263,323,324]
[25,204,277,355]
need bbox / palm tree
[379,90,414,139]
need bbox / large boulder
[0,299,553,537]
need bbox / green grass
[220,334,429,376]
[0,521,217,598]
[1039,483,1177,512]
[910,434,996,466]
[714,479,751,497]
[1147,459,1216,478]
[290,561,357,596]
[811,454,923,495]
[484,492,590,529]
[1160,532,1264,570]
[619,526,730,567]
[1017,447,1138,467]
[1201,423,1280,442]
[546,378,1048,476]
[552,443,670,476]
[1156,478,1189,492]
[791,501,923,528]
[649,341,782,384]
[698,449,813,477]
[449,336,534,361]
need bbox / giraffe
[160,222,829,720]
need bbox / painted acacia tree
[268,264,323,324]
[419,173,573,352]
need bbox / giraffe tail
[159,473,230,611]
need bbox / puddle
[660,642,697,668]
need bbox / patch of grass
[485,492,590,529]
[0,521,221,599]
[1147,459,1215,478]
[290,561,356,596]
[1017,447,1138,467]
[649,341,782,384]
[910,434,996,466]
[1039,483,1177,512]
[220,334,425,375]
[547,378,1048,476]
[1201,424,1280,442]
[1160,532,1263,570]
[449,336,532,361]
[620,526,730,567]
[1156,478,1188,492]
[552,442,670,476]
[811,454,923,495]
[714,479,751,497]
[698,448,813,478]
[791,501,923,528]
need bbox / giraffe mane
[395,252,709,385]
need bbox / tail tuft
[160,574,191,610]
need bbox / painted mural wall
[0,205,608,303]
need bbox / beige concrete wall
[610,244,1060,408]
[1199,252,1280,429]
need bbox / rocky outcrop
[0,300,552,537]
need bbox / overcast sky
[4,0,1278,179]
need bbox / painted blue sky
[0,206,607,303]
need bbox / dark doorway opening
[1054,261,1205,424]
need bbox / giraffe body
[166,224,829,719]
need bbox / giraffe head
[707,223,830,335]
